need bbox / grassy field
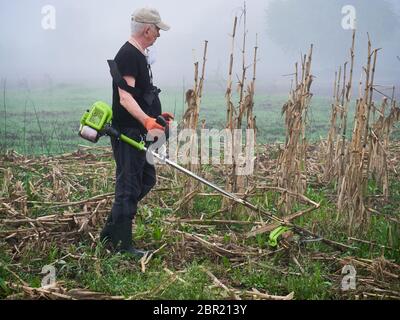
[0,84,399,300]
[0,146,399,300]
[0,84,369,155]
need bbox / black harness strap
[107,60,142,99]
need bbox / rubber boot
[109,218,148,258]
[99,213,114,245]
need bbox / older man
[100,8,173,257]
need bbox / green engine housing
[80,101,113,131]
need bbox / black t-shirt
[112,41,161,130]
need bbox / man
[100,8,173,257]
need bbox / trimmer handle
[156,115,170,141]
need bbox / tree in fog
[266,0,400,64]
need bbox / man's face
[145,24,160,47]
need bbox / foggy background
[1,0,399,96]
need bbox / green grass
[230,259,333,300]
[0,84,358,155]
[2,165,399,300]
[2,84,400,156]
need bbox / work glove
[144,117,164,131]
[144,117,166,142]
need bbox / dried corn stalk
[275,45,314,215]
[337,36,379,233]
[324,31,355,184]
[224,7,258,198]
[181,41,208,205]
[369,98,400,199]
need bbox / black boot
[114,219,148,258]
[108,218,148,258]
[99,213,114,245]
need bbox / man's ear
[144,25,151,35]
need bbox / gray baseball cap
[132,8,170,31]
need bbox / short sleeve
[115,48,139,79]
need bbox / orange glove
[144,117,164,131]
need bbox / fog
[1,0,399,95]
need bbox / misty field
[0,83,400,300]
[2,0,400,305]
[0,84,361,155]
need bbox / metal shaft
[156,153,241,201]
[148,149,284,224]
[148,149,352,251]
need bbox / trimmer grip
[156,115,167,127]
[104,125,120,138]
[156,115,169,141]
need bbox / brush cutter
[79,101,262,206]
[79,101,350,250]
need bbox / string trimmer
[79,101,351,251]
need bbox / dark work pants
[110,127,156,223]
